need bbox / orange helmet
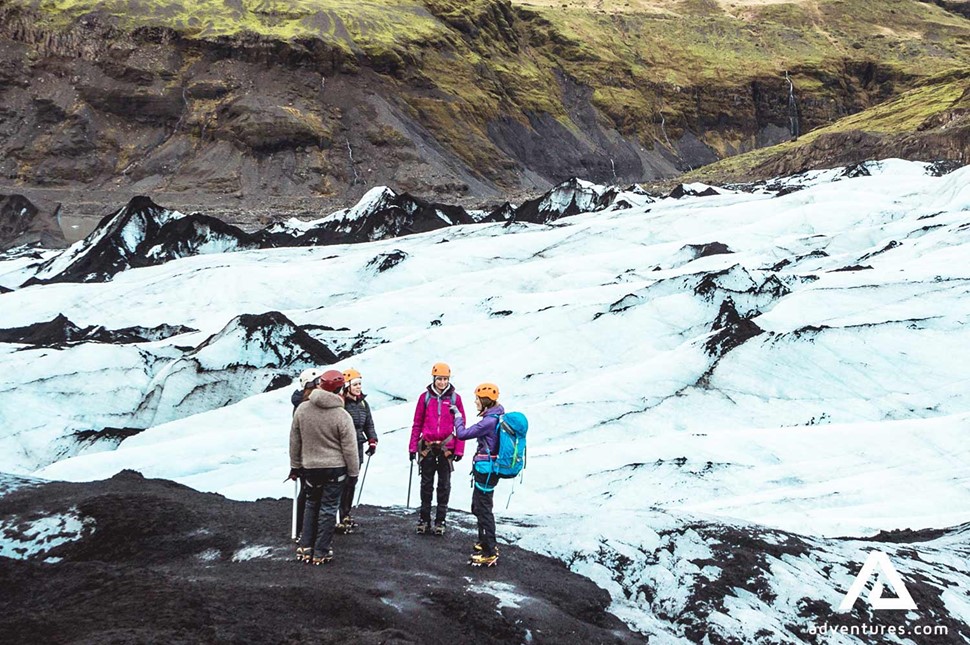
[431,362,451,377]
[474,383,499,401]
[343,368,362,383]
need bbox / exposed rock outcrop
[0,193,66,250]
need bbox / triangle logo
[838,550,917,612]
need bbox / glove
[449,404,459,415]
[453,454,462,462]
[286,468,301,481]
[409,451,416,462]
[366,440,377,456]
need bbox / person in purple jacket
[409,362,466,535]
[453,382,503,567]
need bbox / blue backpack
[484,412,528,479]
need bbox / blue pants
[299,467,346,554]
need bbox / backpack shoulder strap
[484,413,504,454]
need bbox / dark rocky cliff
[0,0,968,236]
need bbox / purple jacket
[454,404,504,462]
[409,384,467,456]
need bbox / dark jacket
[291,388,306,413]
[344,393,377,444]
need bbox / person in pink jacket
[409,362,466,535]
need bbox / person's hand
[409,451,416,462]
[286,468,301,481]
[449,404,459,415]
[453,454,462,463]
[366,440,377,456]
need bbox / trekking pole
[355,454,371,506]
[406,459,414,508]
[290,478,298,540]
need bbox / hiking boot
[416,521,431,535]
[295,546,313,563]
[469,552,499,567]
[334,517,356,535]
[312,550,334,566]
[433,522,446,536]
[471,543,499,556]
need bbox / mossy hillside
[503,0,970,153]
[30,0,442,42]
[22,0,970,98]
[12,0,970,178]
[520,0,970,83]
[680,69,970,183]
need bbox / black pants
[472,470,497,555]
[299,467,346,554]
[419,450,452,524]
[339,443,365,521]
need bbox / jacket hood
[426,383,455,398]
[309,389,345,410]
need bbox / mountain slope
[1,0,968,230]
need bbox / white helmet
[298,367,324,389]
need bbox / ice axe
[355,453,371,506]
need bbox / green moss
[31,0,451,46]
[404,94,511,178]
[591,86,656,136]
[22,0,970,95]
[365,124,412,147]
[824,79,964,132]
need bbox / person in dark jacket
[289,367,324,542]
[409,362,466,535]
[453,382,503,567]
[289,369,359,565]
[336,368,377,532]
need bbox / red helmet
[319,369,345,393]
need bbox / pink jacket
[409,384,466,456]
